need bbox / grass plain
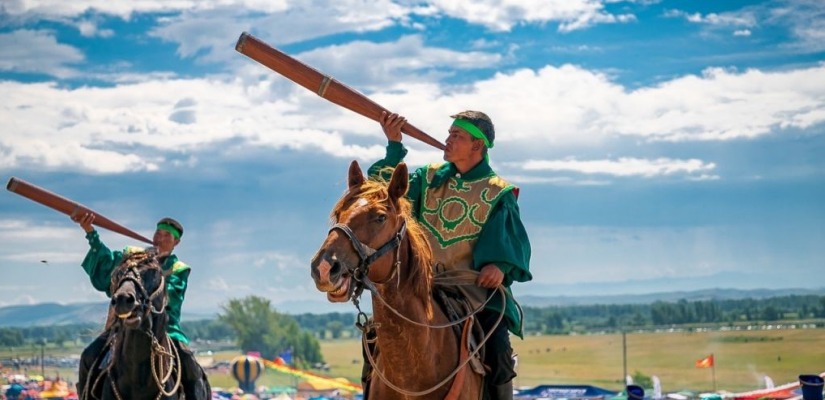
[3,328,824,393]
[304,328,825,393]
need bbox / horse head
[310,160,418,303]
[109,250,167,335]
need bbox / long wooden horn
[235,32,446,151]
[6,177,153,244]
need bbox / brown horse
[310,160,483,400]
[80,251,206,400]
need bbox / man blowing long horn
[72,213,210,400]
[366,110,533,400]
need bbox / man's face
[153,228,179,254]
[444,126,483,164]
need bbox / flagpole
[712,353,717,392]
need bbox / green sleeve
[81,230,125,296]
[165,267,190,344]
[367,141,425,218]
[473,191,533,286]
[367,141,407,180]
[474,191,532,337]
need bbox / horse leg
[173,340,210,400]
[78,332,109,400]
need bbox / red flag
[695,354,714,368]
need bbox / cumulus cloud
[122,1,407,65]
[0,29,84,77]
[425,0,636,32]
[75,19,114,38]
[3,47,825,174]
[665,9,756,27]
[0,0,288,19]
[296,35,501,90]
[666,1,825,52]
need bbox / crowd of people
[1,374,76,400]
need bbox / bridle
[110,254,168,320]
[328,218,408,305]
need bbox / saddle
[433,285,487,376]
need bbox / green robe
[369,141,533,337]
[81,230,190,344]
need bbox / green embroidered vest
[419,163,514,307]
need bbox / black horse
[79,251,210,400]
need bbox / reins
[333,214,507,397]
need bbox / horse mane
[331,178,435,307]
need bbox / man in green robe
[368,110,532,400]
[71,213,208,399]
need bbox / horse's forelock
[331,180,389,222]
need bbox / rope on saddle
[358,269,507,397]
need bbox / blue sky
[1,0,823,315]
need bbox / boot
[488,380,513,400]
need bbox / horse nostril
[330,259,342,276]
[114,293,136,309]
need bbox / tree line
[523,294,825,334]
[2,294,823,359]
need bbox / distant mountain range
[0,302,217,328]
[1,287,823,327]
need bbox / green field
[307,328,825,393]
[4,329,824,393]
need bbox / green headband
[452,119,493,149]
[157,223,181,239]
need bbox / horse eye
[374,214,387,224]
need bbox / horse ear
[388,163,409,201]
[348,160,365,189]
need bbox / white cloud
[0,0,289,19]
[611,65,825,141]
[389,63,825,150]
[4,0,636,36]
[3,10,825,174]
[668,1,825,52]
[771,0,825,52]
[686,11,755,27]
[296,35,501,90]
[76,19,114,38]
[3,56,825,174]
[426,0,636,32]
[148,1,409,64]
[516,157,717,178]
[0,29,84,77]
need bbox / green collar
[430,159,495,188]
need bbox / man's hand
[380,111,405,142]
[71,211,96,233]
[476,264,504,288]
